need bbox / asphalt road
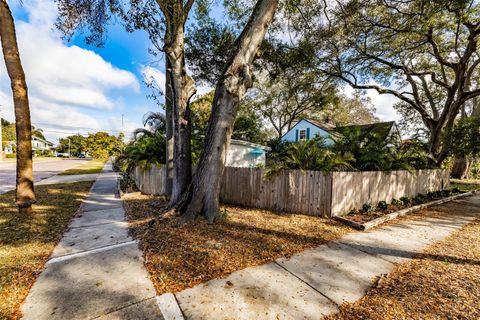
[0,158,89,194]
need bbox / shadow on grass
[0,181,93,320]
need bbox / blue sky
[0,0,399,144]
[0,0,169,143]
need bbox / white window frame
[299,129,307,140]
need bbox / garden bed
[122,192,351,295]
[336,187,480,231]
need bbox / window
[299,129,306,140]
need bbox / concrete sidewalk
[21,163,163,320]
[173,195,480,319]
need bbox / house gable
[281,119,334,144]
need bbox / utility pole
[68,138,71,158]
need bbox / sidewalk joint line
[88,296,157,319]
[273,261,339,307]
[69,220,127,228]
[47,240,136,264]
[69,219,128,229]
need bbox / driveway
[0,158,89,194]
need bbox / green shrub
[440,190,451,197]
[400,196,410,205]
[377,200,388,211]
[6,154,15,159]
[452,187,461,194]
[426,191,436,199]
[412,193,427,205]
[361,203,375,213]
[348,208,358,215]
[391,198,402,206]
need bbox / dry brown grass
[327,216,480,320]
[0,182,93,320]
[123,192,351,295]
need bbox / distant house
[226,139,271,168]
[4,137,55,155]
[32,136,54,151]
[281,119,401,145]
[4,142,14,155]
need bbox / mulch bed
[345,189,467,224]
[122,192,352,295]
[326,211,480,320]
[0,181,94,320]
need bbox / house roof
[305,119,337,132]
[32,136,54,146]
[230,139,271,151]
[335,121,400,141]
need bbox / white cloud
[106,116,140,141]
[195,84,213,97]
[142,65,166,97]
[344,84,401,121]
[0,0,140,142]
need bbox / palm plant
[114,112,167,173]
[283,137,354,172]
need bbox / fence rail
[133,166,449,217]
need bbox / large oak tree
[176,0,279,223]
[56,0,196,202]
[315,0,480,164]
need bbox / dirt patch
[326,198,480,319]
[122,192,351,295]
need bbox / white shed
[225,139,270,168]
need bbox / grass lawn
[327,217,480,319]
[0,181,94,320]
[450,179,480,192]
[59,159,106,175]
[123,192,351,295]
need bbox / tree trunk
[0,1,35,214]
[451,157,471,179]
[164,58,174,196]
[177,0,279,224]
[166,24,196,205]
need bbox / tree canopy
[314,0,480,163]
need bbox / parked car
[56,152,70,158]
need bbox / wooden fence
[133,166,449,217]
[133,165,166,196]
[330,170,450,216]
[220,168,333,216]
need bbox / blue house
[281,119,401,146]
[281,119,337,145]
